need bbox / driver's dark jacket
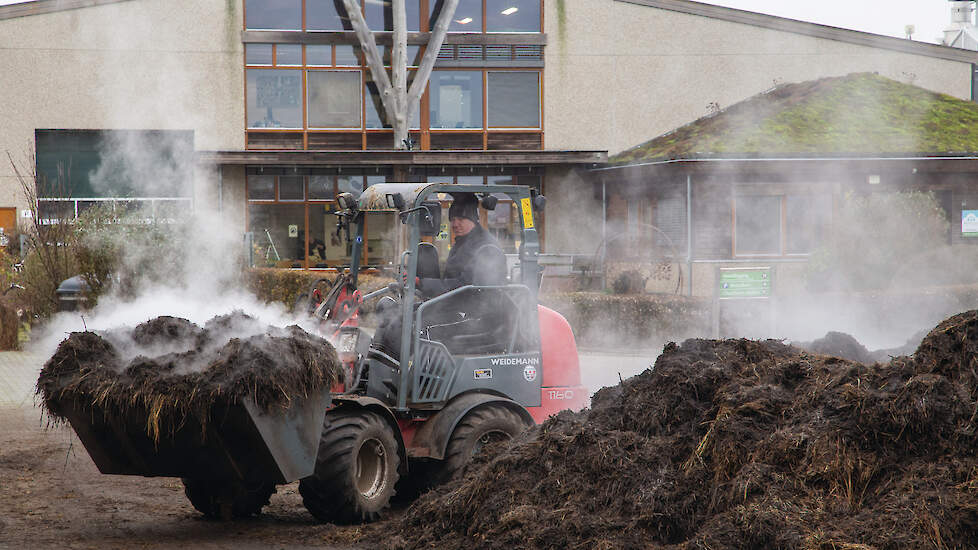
[419,223,507,297]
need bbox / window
[336,45,359,66]
[307,70,362,128]
[487,71,539,128]
[245,44,273,65]
[35,129,193,200]
[308,175,334,200]
[735,196,781,255]
[734,194,831,256]
[279,176,305,201]
[430,71,483,129]
[365,0,420,32]
[249,204,306,266]
[487,0,540,32]
[431,0,482,32]
[786,195,831,254]
[366,73,421,129]
[247,69,302,128]
[245,0,301,30]
[307,0,349,31]
[248,175,275,200]
[276,44,303,66]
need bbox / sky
[0,0,959,44]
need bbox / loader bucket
[60,390,330,484]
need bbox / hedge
[243,268,393,312]
[540,292,711,350]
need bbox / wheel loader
[56,182,588,523]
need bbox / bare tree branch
[391,0,409,148]
[408,0,459,106]
[341,0,397,120]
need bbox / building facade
[1,0,975,272]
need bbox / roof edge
[0,0,134,22]
[616,0,978,64]
[197,149,609,166]
[595,153,978,171]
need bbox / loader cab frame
[335,183,544,412]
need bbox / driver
[418,192,506,296]
[375,193,507,357]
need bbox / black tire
[181,478,275,520]
[299,410,400,524]
[436,405,528,484]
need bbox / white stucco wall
[0,0,244,218]
[544,0,974,155]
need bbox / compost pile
[390,311,978,549]
[796,329,927,364]
[37,312,340,439]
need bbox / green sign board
[718,268,772,299]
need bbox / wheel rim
[472,429,511,455]
[355,437,387,498]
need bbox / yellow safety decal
[520,197,534,229]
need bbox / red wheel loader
[57,182,588,523]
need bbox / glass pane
[786,194,831,254]
[278,176,304,200]
[335,45,359,65]
[366,73,420,129]
[365,212,398,267]
[308,70,362,128]
[276,44,302,66]
[248,204,306,266]
[459,175,486,185]
[429,71,483,129]
[311,203,350,267]
[338,175,364,198]
[248,175,275,200]
[306,45,331,66]
[488,72,539,128]
[487,202,518,253]
[735,195,781,255]
[487,0,540,32]
[246,43,273,65]
[246,69,302,128]
[364,0,420,31]
[309,175,335,199]
[307,0,350,30]
[366,175,387,187]
[431,0,481,32]
[245,0,301,30]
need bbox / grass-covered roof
[611,73,978,165]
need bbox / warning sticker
[520,197,534,229]
[474,368,493,380]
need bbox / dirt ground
[0,405,378,550]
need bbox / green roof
[611,73,978,165]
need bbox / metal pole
[686,174,693,296]
[601,180,607,291]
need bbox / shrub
[540,292,711,349]
[243,268,393,311]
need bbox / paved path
[578,348,660,396]
[0,350,43,408]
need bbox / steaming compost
[388,310,978,549]
[36,312,340,439]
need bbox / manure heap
[391,310,978,549]
[37,312,340,438]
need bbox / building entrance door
[0,208,15,237]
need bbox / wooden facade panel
[246,132,304,150]
[487,132,543,151]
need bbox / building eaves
[0,0,133,21]
[617,0,978,64]
[197,149,609,166]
